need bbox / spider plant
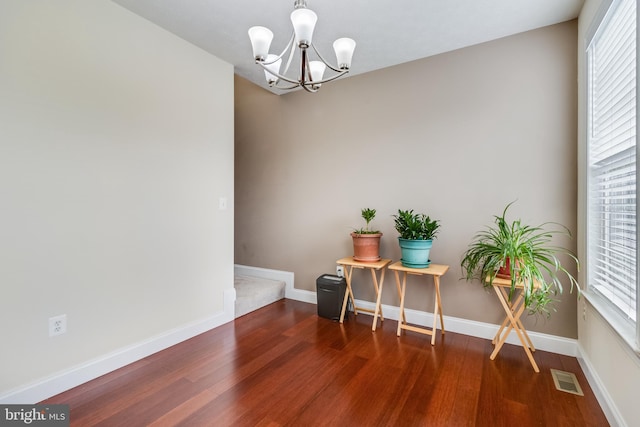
[460,202,579,316]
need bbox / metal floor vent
[550,369,584,396]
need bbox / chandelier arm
[254,61,300,85]
[301,47,309,87]
[309,43,344,73]
[303,69,349,86]
[255,60,348,89]
[278,32,295,58]
[260,32,294,67]
[260,33,294,68]
[281,33,296,76]
[301,53,318,93]
[301,84,319,93]
[276,83,307,90]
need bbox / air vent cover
[551,369,584,396]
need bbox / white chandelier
[248,0,356,93]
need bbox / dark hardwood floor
[42,299,609,426]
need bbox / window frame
[585,0,640,352]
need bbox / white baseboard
[349,298,577,356]
[0,288,236,405]
[577,344,625,427]
[232,265,577,356]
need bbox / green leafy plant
[354,208,380,234]
[460,202,579,316]
[393,209,440,240]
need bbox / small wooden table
[336,257,392,331]
[388,261,449,345]
[489,276,540,372]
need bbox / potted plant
[460,202,579,316]
[393,209,441,268]
[351,208,382,262]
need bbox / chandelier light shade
[333,38,356,69]
[248,26,273,61]
[248,0,356,93]
[263,54,282,85]
[290,8,317,47]
[309,61,326,82]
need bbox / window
[586,0,638,346]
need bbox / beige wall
[235,21,579,338]
[577,1,640,426]
[0,1,234,396]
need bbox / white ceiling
[111,0,584,94]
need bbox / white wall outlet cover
[49,314,67,337]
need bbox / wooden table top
[485,275,541,289]
[388,261,449,276]
[336,257,392,269]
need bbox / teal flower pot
[398,238,433,268]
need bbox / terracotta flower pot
[497,257,513,279]
[351,232,382,262]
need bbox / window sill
[582,290,640,358]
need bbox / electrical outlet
[49,314,67,337]
[336,265,344,277]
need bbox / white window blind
[587,0,637,325]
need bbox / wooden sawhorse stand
[336,257,391,331]
[489,276,540,372]
[388,261,449,345]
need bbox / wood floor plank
[280,354,370,427]
[196,332,307,396]
[146,389,219,427]
[41,299,610,426]
[448,334,485,426]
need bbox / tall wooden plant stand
[489,276,540,373]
